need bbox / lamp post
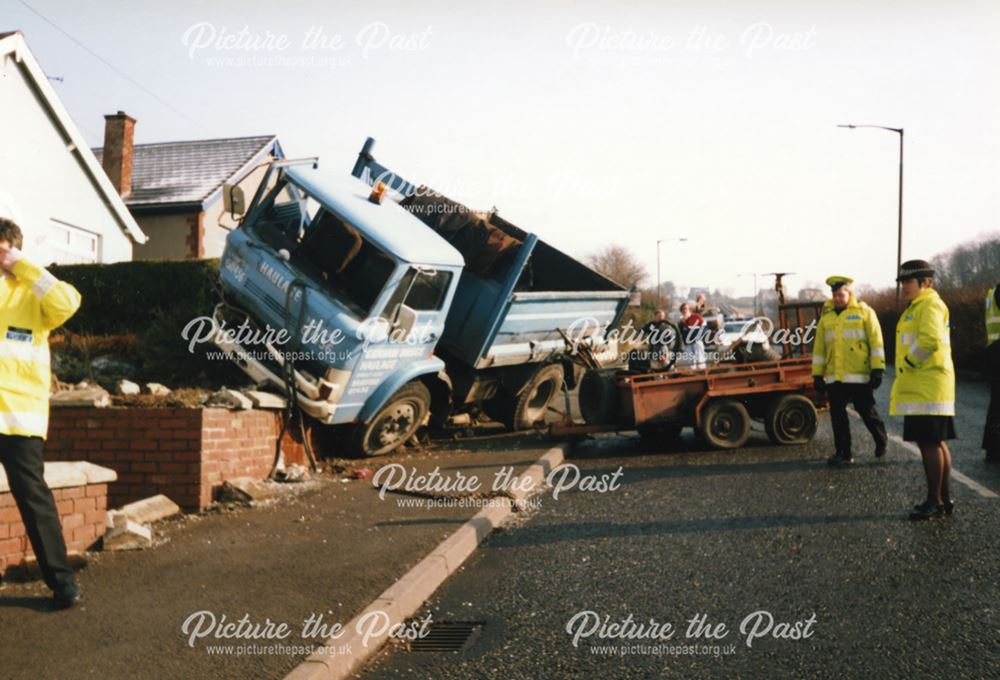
[656,237,688,310]
[838,123,904,303]
[738,272,759,316]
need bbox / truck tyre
[764,393,817,445]
[500,363,565,430]
[579,368,621,425]
[699,399,751,449]
[352,382,431,457]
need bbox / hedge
[48,259,243,386]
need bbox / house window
[48,218,101,264]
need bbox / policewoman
[889,260,956,520]
[0,217,83,607]
[811,275,888,466]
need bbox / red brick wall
[45,408,309,512]
[0,482,107,576]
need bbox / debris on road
[118,494,181,525]
[103,514,153,551]
[217,477,278,505]
[274,464,310,483]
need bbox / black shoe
[874,445,887,458]
[827,453,854,466]
[942,499,955,515]
[52,587,82,610]
[909,500,943,521]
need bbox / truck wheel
[579,368,621,425]
[699,399,751,449]
[504,364,565,430]
[764,393,817,445]
[352,382,431,456]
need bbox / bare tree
[586,245,648,289]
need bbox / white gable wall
[0,46,134,264]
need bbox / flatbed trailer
[560,353,826,450]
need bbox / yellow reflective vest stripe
[0,258,82,438]
[986,288,1000,344]
[889,287,955,416]
[810,294,885,383]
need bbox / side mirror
[392,304,417,339]
[223,183,246,217]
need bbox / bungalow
[93,116,283,260]
[0,31,146,263]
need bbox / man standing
[812,276,889,466]
[984,283,1000,462]
[0,217,83,608]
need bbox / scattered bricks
[116,380,141,396]
[51,387,111,408]
[145,383,171,396]
[103,514,152,551]
[242,390,287,410]
[118,494,181,525]
[205,390,254,410]
[217,477,277,505]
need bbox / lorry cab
[215,161,464,445]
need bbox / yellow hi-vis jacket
[811,293,885,384]
[0,257,81,438]
[890,287,955,416]
[986,287,1000,345]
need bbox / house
[94,115,283,260]
[0,31,146,263]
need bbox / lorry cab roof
[284,165,465,268]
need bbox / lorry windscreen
[254,186,395,318]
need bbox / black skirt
[903,415,957,443]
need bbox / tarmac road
[359,371,1000,679]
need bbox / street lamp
[838,123,904,303]
[656,237,688,309]
[738,272,759,316]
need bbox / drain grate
[407,621,484,653]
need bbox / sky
[5,0,999,299]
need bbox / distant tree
[931,232,1000,289]
[586,245,648,289]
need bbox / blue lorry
[212,138,629,456]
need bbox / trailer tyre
[699,399,751,449]
[579,368,621,425]
[352,382,431,457]
[503,364,565,430]
[764,393,817,445]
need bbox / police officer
[889,260,956,520]
[984,282,1000,462]
[812,276,888,465]
[0,217,83,607]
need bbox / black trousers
[985,342,1000,452]
[827,382,888,456]
[0,434,75,593]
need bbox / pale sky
[6,0,999,298]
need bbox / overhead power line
[18,0,214,135]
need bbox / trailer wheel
[494,364,563,430]
[579,368,621,425]
[764,393,817,445]
[352,382,431,456]
[699,399,751,449]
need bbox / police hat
[825,275,853,291]
[896,260,935,282]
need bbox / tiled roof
[94,135,280,208]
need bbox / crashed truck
[212,138,630,456]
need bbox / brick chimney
[101,111,135,197]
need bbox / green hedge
[50,259,220,335]
[49,259,244,386]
